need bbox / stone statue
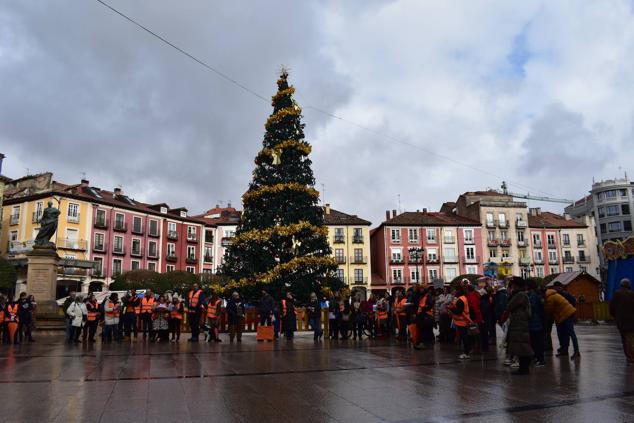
[34,201,60,247]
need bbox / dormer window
[160,207,167,214]
[180,211,187,217]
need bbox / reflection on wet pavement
[0,325,631,422]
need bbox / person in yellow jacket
[544,288,578,359]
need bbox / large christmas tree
[220,70,339,302]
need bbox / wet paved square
[0,325,631,422]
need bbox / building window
[392,268,403,283]
[167,265,175,272]
[132,216,143,233]
[465,246,475,260]
[95,209,106,226]
[186,266,195,273]
[426,228,436,242]
[606,205,620,216]
[565,266,573,273]
[489,249,497,258]
[428,268,438,280]
[390,228,401,243]
[148,241,157,258]
[114,213,125,230]
[354,248,363,263]
[501,250,510,258]
[391,248,403,262]
[579,250,587,262]
[464,229,474,242]
[498,213,507,227]
[500,231,508,241]
[223,229,235,238]
[67,203,80,223]
[131,239,141,255]
[167,243,176,257]
[427,248,438,261]
[160,207,168,214]
[131,260,140,271]
[335,248,345,263]
[608,222,622,232]
[534,250,543,262]
[93,257,103,275]
[148,262,156,271]
[598,207,605,218]
[205,230,214,243]
[624,221,632,232]
[352,228,363,243]
[10,206,20,225]
[533,233,541,246]
[408,228,419,243]
[536,266,544,278]
[562,233,570,246]
[547,234,556,247]
[354,269,364,283]
[112,259,122,277]
[548,250,558,263]
[149,219,159,236]
[336,268,345,281]
[94,233,104,251]
[187,245,196,259]
[444,247,456,261]
[466,265,477,274]
[488,230,496,241]
[622,204,630,215]
[486,213,494,226]
[113,236,124,253]
[577,234,585,245]
[168,222,177,237]
[517,231,525,242]
[445,267,457,280]
[187,226,197,240]
[204,246,213,262]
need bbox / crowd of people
[1,277,633,369]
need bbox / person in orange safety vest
[205,293,223,343]
[140,290,155,341]
[449,285,473,359]
[169,297,184,342]
[187,284,206,342]
[4,294,19,345]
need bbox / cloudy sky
[1,0,633,225]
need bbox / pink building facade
[370,210,482,292]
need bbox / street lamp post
[408,247,424,284]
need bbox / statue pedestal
[26,245,60,318]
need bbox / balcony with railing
[498,220,508,228]
[187,233,198,243]
[444,255,459,263]
[32,211,42,224]
[333,235,345,244]
[519,257,531,266]
[534,257,544,264]
[353,277,368,285]
[130,246,143,257]
[562,239,571,247]
[463,237,475,245]
[533,240,543,248]
[9,214,19,225]
[547,242,557,249]
[112,245,126,256]
[94,217,108,229]
[67,213,80,224]
[462,256,480,264]
[58,238,87,251]
[426,257,440,264]
[352,235,364,244]
[186,255,198,264]
[221,238,233,247]
[167,231,178,241]
[548,257,559,265]
[563,256,575,264]
[131,224,144,235]
[350,256,367,264]
[516,219,528,228]
[499,256,514,264]
[517,240,527,248]
[8,240,34,254]
[335,256,346,264]
[204,255,213,263]
[113,222,127,232]
[166,254,177,262]
[577,240,586,247]
[93,242,107,253]
[500,239,512,247]
[443,236,455,244]
[390,257,404,265]
[390,237,402,244]
[408,256,422,264]
[577,255,590,263]
[148,228,160,238]
[486,220,496,228]
[390,276,407,285]
[487,239,499,247]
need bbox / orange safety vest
[207,299,221,320]
[87,302,98,321]
[377,309,388,320]
[4,304,18,322]
[105,301,120,319]
[141,297,155,314]
[188,290,202,308]
[395,298,407,316]
[170,303,184,320]
[418,295,434,317]
[451,295,471,327]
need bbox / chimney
[392,209,397,218]
[114,187,122,196]
[386,210,390,220]
[227,202,232,208]
[325,203,331,215]
[80,179,89,187]
[423,208,427,214]
[0,153,4,175]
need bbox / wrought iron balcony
[112,246,126,256]
[533,240,543,248]
[166,254,177,262]
[516,220,528,228]
[577,240,586,247]
[333,235,345,244]
[335,256,346,264]
[353,277,368,285]
[221,238,232,247]
[443,236,455,243]
[547,242,557,249]
[67,213,80,224]
[563,256,575,264]
[463,238,475,245]
[461,256,480,264]
[517,240,527,248]
[167,231,178,241]
[498,220,508,228]
[32,212,42,224]
[578,255,590,263]
[8,240,34,254]
[187,234,198,243]
[486,220,496,228]
[500,239,511,247]
[487,239,499,247]
[350,256,367,264]
[113,222,128,232]
[186,256,198,264]
[204,255,213,263]
[443,256,459,264]
[130,247,143,257]
[9,215,19,225]
[426,257,440,264]
[352,235,364,244]
[519,257,531,266]
[131,225,144,235]
[534,258,544,264]
[390,257,404,265]
[93,242,106,253]
[94,218,108,229]
[58,238,87,251]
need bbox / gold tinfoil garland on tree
[264,106,302,130]
[232,221,328,246]
[242,182,319,204]
[271,86,296,104]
